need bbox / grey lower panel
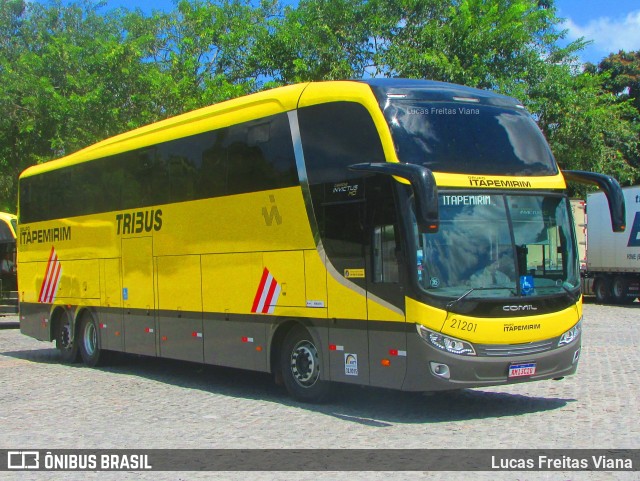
[19,303,52,341]
[368,328,407,390]
[97,308,123,352]
[328,319,370,385]
[203,314,268,372]
[158,311,204,363]
[21,302,421,391]
[123,309,157,357]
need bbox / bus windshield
[384,101,557,176]
[414,193,579,299]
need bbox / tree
[595,50,640,115]
[140,0,277,116]
[528,65,639,192]
[0,0,162,211]
[0,0,274,211]
[257,0,374,84]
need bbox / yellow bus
[0,212,18,313]
[17,79,624,402]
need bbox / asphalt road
[0,300,638,481]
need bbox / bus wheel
[593,277,611,304]
[280,325,330,403]
[78,312,108,367]
[54,312,79,363]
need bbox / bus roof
[20,79,526,180]
[359,78,523,108]
[20,82,311,179]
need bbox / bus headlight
[558,320,582,346]
[416,325,476,356]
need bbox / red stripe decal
[251,267,270,313]
[38,246,56,303]
[47,260,62,303]
[261,277,278,314]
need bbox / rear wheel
[593,277,611,304]
[54,311,79,363]
[280,325,331,403]
[79,312,109,367]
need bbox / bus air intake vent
[476,339,556,357]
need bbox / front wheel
[280,325,331,403]
[79,312,109,367]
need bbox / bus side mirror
[349,162,439,233]
[563,170,626,232]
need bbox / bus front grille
[476,339,556,357]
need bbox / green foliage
[257,0,374,83]
[527,65,639,195]
[0,0,638,212]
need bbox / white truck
[572,186,640,304]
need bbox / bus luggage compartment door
[121,236,157,357]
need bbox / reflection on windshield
[385,102,558,176]
[415,194,578,299]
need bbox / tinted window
[298,101,386,258]
[0,220,13,242]
[384,102,558,176]
[20,113,297,223]
[298,102,386,186]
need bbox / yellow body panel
[366,298,405,323]
[326,269,367,321]
[100,258,121,309]
[303,249,328,312]
[121,237,154,311]
[406,297,580,344]
[433,172,567,190]
[157,255,203,312]
[201,252,262,315]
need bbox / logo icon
[628,212,640,247]
[344,353,358,376]
[7,451,39,470]
[520,275,534,296]
[261,195,282,226]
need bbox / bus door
[121,236,157,356]
[366,177,407,390]
[321,190,371,385]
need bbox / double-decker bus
[17,79,624,402]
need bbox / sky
[37,0,640,66]
[556,0,640,64]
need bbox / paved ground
[0,300,638,480]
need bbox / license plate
[508,362,536,378]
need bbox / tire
[593,277,611,304]
[79,312,109,367]
[54,311,79,363]
[280,325,331,403]
[611,276,628,304]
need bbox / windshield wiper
[445,287,516,311]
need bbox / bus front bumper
[402,332,582,392]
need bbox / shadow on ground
[2,344,574,426]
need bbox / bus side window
[373,225,399,283]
